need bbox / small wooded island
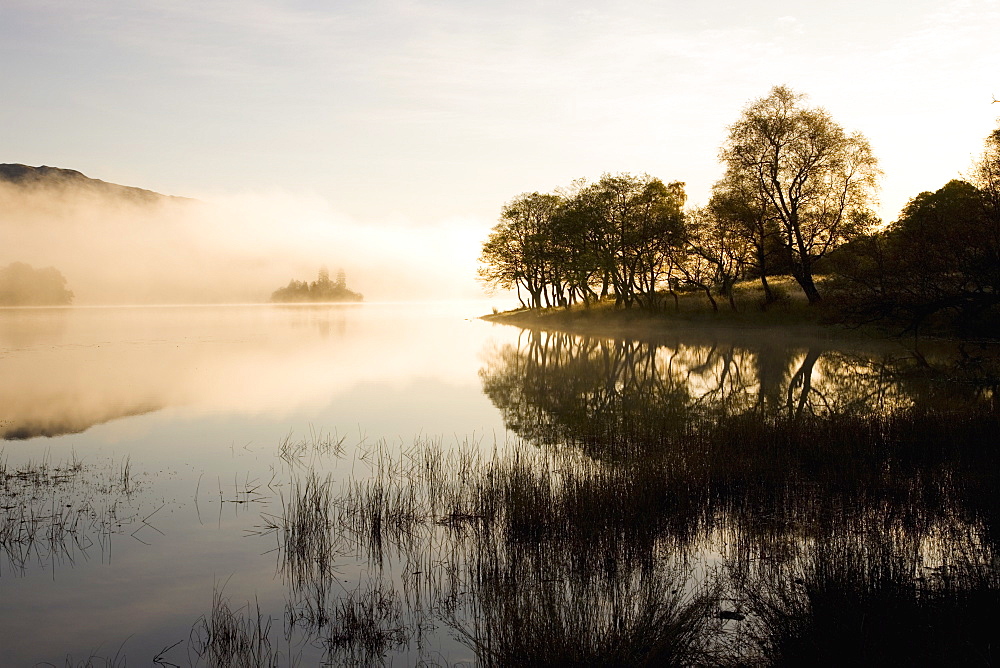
[0,262,74,306]
[270,267,363,303]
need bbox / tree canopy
[718,85,879,304]
[479,87,1000,337]
[479,174,686,310]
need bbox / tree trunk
[791,267,822,304]
[702,285,718,312]
[759,274,775,308]
[726,282,738,312]
[756,243,777,308]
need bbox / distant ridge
[0,163,190,203]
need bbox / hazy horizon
[4,4,1000,229]
[3,0,1000,303]
[1,176,494,305]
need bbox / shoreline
[478,301,1000,354]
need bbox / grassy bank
[481,277,870,341]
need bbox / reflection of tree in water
[480,330,934,458]
[220,338,1000,665]
[476,330,1000,662]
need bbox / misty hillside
[1,163,480,304]
[0,163,188,204]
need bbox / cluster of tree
[270,267,362,303]
[829,130,1000,334]
[0,262,74,306]
[480,86,880,312]
[479,175,687,309]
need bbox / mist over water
[0,180,489,304]
[0,302,504,441]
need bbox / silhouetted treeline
[480,86,1000,336]
[480,86,878,312]
[830,171,1000,335]
[270,267,362,303]
[479,174,687,309]
[0,262,73,306]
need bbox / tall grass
[729,527,1000,665]
[189,587,284,668]
[262,436,726,665]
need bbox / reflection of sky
[0,302,519,442]
[0,301,519,665]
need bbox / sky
[3,0,1000,299]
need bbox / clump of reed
[189,588,285,668]
[450,549,722,667]
[277,427,348,468]
[258,470,347,634]
[319,580,411,665]
[263,435,726,665]
[727,522,1000,666]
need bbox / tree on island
[0,262,74,305]
[270,267,363,303]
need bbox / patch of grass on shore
[482,277,847,338]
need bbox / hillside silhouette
[0,163,190,204]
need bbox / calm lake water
[2,303,998,665]
[1,303,517,666]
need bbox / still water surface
[1,303,515,665]
[1,304,997,665]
